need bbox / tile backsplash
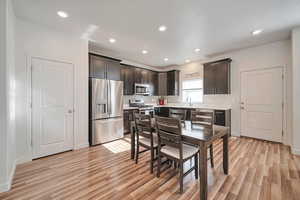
[124,95,159,105]
[124,94,233,107]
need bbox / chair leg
[179,161,184,194]
[150,148,154,174]
[135,143,139,164]
[210,144,214,168]
[157,150,161,178]
[194,154,199,179]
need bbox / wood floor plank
[0,137,299,200]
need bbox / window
[182,79,203,103]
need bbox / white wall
[292,28,300,155]
[0,0,16,192]
[166,40,292,145]
[15,19,89,164]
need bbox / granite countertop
[153,104,231,110]
[123,104,231,111]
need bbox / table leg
[199,142,207,200]
[223,134,229,174]
[130,122,135,160]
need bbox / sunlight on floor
[103,139,131,154]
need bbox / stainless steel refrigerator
[89,78,124,145]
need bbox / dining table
[130,119,229,200]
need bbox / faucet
[186,97,192,106]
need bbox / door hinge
[282,102,284,109]
[282,130,284,136]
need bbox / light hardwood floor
[1,137,300,200]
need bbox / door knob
[68,109,73,114]
[240,106,244,110]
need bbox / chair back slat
[155,116,182,150]
[134,113,152,139]
[191,109,214,129]
[169,109,187,121]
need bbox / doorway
[240,67,283,142]
[31,57,74,158]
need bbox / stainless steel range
[129,99,154,116]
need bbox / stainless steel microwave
[135,84,150,96]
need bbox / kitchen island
[153,104,231,131]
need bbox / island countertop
[123,104,231,111]
[153,104,231,110]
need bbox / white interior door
[241,67,283,142]
[32,58,74,159]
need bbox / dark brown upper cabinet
[89,53,121,81]
[167,70,180,96]
[203,58,231,95]
[157,70,180,96]
[158,72,167,96]
[107,59,121,81]
[120,64,135,95]
[149,71,158,96]
[89,54,106,79]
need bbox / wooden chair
[191,109,215,168]
[169,109,187,128]
[155,116,198,193]
[134,113,157,174]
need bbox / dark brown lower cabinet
[154,107,169,117]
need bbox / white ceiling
[13,0,300,67]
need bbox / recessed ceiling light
[185,59,190,63]
[194,48,200,52]
[57,11,68,18]
[159,25,167,32]
[142,50,148,54]
[164,58,169,62]
[109,38,116,43]
[252,29,263,36]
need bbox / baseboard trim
[231,131,240,137]
[0,160,16,193]
[16,155,32,165]
[74,142,89,150]
[292,147,300,155]
[0,182,10,193]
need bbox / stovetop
[128,99,154,109]
[129,104,154,109]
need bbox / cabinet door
[121,66,135,95]
[215,62,230,94]
[128,68,135,95]
[107,60,121,81]
[134,68,142,84]
[151,71,158,96]
[89,55,106,79]
[167,70,179,96]
[158,72,167,96]
[203,64,215,94]
[141,69,149,84]
[159,107,169,117]
[120,66,127,94]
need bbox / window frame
[181,78,203,103]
